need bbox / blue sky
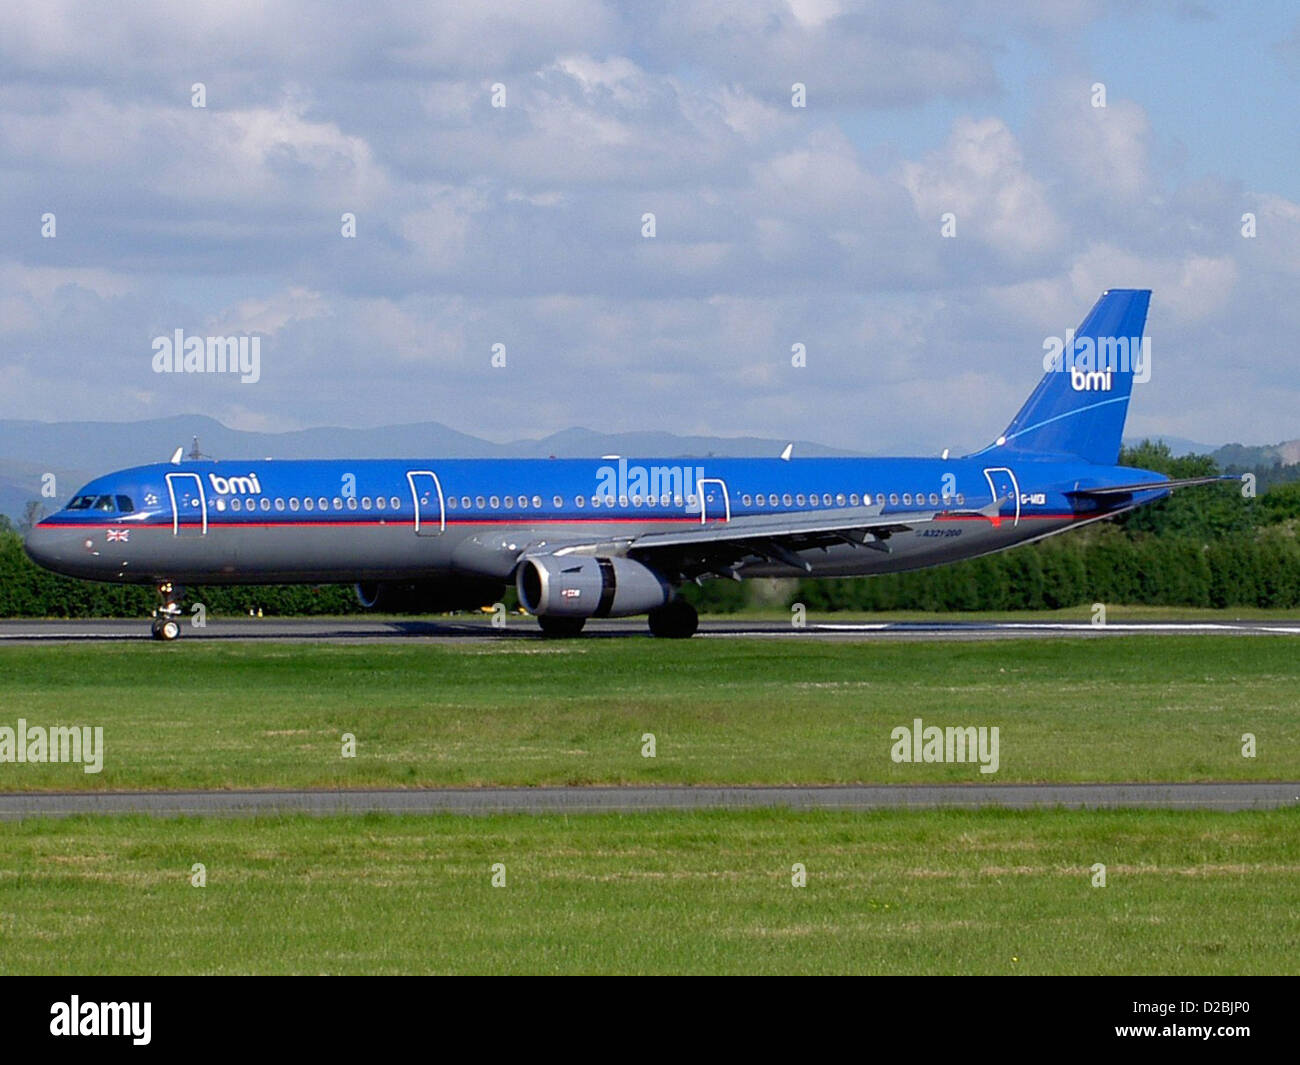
[0,0,1296,455]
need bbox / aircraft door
[696,478,731,524]
[406,471,445,536]
[164,472,208,536]
[982,466,1021,527]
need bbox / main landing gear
[647,599,698,639]
[537,615,586,638]
[150,582,185,641]
[533,599,699,638]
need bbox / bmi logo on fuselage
[207,473,262,495]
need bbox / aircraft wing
[536,500,1002,580]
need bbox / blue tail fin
[972,289,1151,465]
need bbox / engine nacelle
[516,556,671,618]
[354,578,503,614]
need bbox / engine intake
[516,556,670,618]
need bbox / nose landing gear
[151,582,185,641]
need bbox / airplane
[24,289,1233,640]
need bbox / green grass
[764,605,1300,622]
[1,636,1297,790]
[1,808,1296,974]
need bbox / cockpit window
[66,493,127,513]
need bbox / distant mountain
[0,415,860,521]
[1211,441,1300,470]
[1122,434,1221,457]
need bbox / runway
[2,616,1298,643]
[1,782,1295,819]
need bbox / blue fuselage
[25,454,1166,586]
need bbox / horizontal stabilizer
[1066,475,1238,500]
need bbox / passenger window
[361,497,372,510]
[957,493,966,505]
[231,498,242,512]
[807,494,818,507]
[742,494,752,506]
[304,498,315,511]
[461,496,471,509]
[553,495,563,508]
[375,497,385,510]
[532,495,542,509]
[576,496,585,508]
[877,493,886,506]
[796,494,806,506]
[318,497,328,511]
[836,493,846,506]
[902,493,912,505]
[446,497,456,509]
[850,493,860,506]
[889,494,899,505]
[782,493,793,506]
[490,496,500,508]
[475,496,486,508]
[276,498,286,511]
[928,493,939,506]
[346,497,357,511]
[290,498,300,511]
[389,497,400,509]
[333,498,343,510]
[767,494,777,506]
[503,496,513,509]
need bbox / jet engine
[516,555,671,618]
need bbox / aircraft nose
[23,523,90,574]
[23,524,59,568]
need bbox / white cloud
[902,117,1066,259]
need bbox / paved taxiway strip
[2,617,1298,643]
[1,783,1296,819]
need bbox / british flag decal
[106,529,129,543]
